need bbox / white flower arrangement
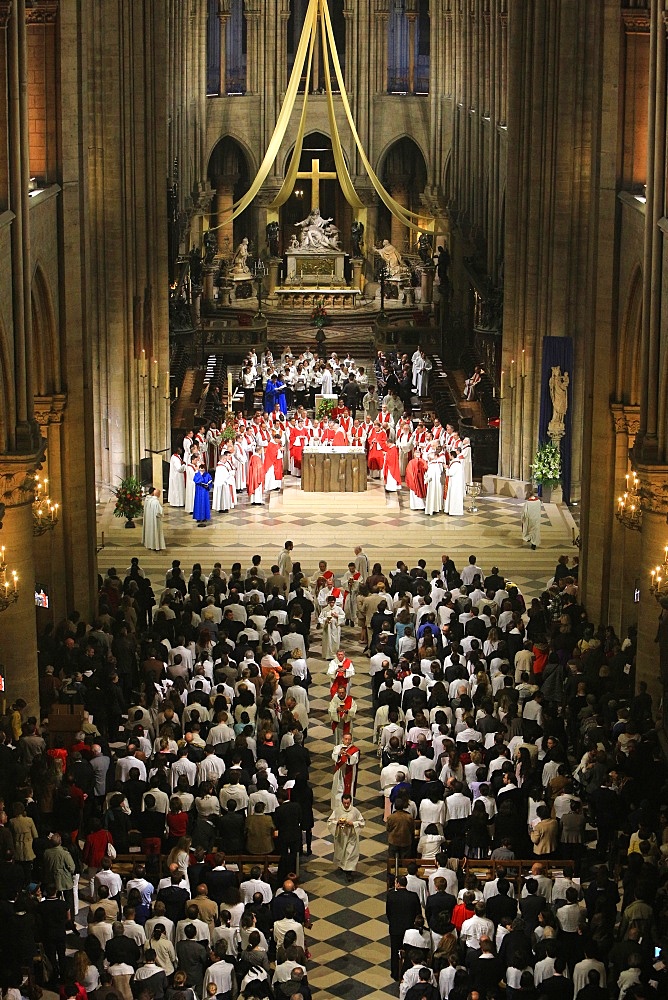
[531,441,561,487]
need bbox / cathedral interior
[1,0,663,710]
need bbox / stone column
[406,13,417,94]
[203,265,216,305]
[218,9,230,96]
[216,175,238,261]
[420,264,435,310]
[352,258,363,292]
[268,258,281,297]
[388,180,409,251]
[0,453,44,713]
[33,395,67,624]
[636,466,668,707]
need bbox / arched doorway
[378,136,428,255]
[281,131,352,256]
[207,136,253,262]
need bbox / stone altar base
[286,250,347,284]
[481,474,533,500]
[301,447,367,492]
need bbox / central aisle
[299,622,399,1000]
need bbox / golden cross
[295,157,338,211]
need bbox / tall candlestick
[521,349,526,378]
[227,370,233,404]
[163,372,170,397]
[510,360,516,390]
[152,359,159,389]
[500,369,505,398]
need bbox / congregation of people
[1,543,666,1000]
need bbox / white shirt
[460,914,494,950]
[240,877,273,904]
[94,869,122,900]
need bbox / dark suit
[386,888,422,980]
[204,867,239,906]
[469,954,505,995]
[282,743,311,778]
[272,890,306,924]
[175,938,209,993]
[485,892,518,926]
[519,892,547,933]
[273,801,302,881]
[539,975,575,1000]
[105,934,141,968]
[424,890,456,931]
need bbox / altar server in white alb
[444,452,466,516]
[521,494,542,549]
[167,449,186,507]
[424,454,444,516]
[142,488,166,551]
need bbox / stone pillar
[420,264,435,310]
[352,258,363,292]
[218,11,230,96]
[388,181,409,251]
[32,395,67,624]
[406,10,417,95]
[0,454,44,714]
[203,265,216,305]
[216,176,237,262]
[636,466,668,708]
[268,258,281,297]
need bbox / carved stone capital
[622,9,651,34]
[611,403,627,435]
[636,465,668,517]
[624,404,641,439]
[33,393,67,428]
[25,1,58,25]
[0,443,47,508]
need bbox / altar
[286,249,347,284]
[301,446,368,492]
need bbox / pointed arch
[31,262,60,397]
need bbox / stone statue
[203,229,218,266]
[548,366,570,436]
[266,221,280,258]
[189,247,204,287]
[374,239,408,278]
[351,220,365,257]
[231,237,251,276]
[418,232,434,265]
[295,207,341,251]
[288,235,300,251]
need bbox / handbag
[106,841,117,860]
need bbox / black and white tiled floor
[299,623,400,1000]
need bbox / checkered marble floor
[298,623,400,999]
[96,476,576,600]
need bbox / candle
[163,372,170,397]
[140,349,147,377]
[227,370,233,402]
[500,369,505,398]
[521,349,526,378]
[510,360,516,389]
[152,359,159,389]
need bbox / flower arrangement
[222,424,236,442]
[310,300,328,328]
[112,476,144,521]
[316,397,338,420]
[530,441,561,487]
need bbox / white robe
[327,803,365,871]
[167,455,186,506]
[424,461,444,515]
[142,495,165,551]
[444,459,465,516]
[185,463,197,514]
[319,605,345,660]
[212,462,234,511]
[521,498,542,546]
[330,744,360,810]
[460,442,473,486]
